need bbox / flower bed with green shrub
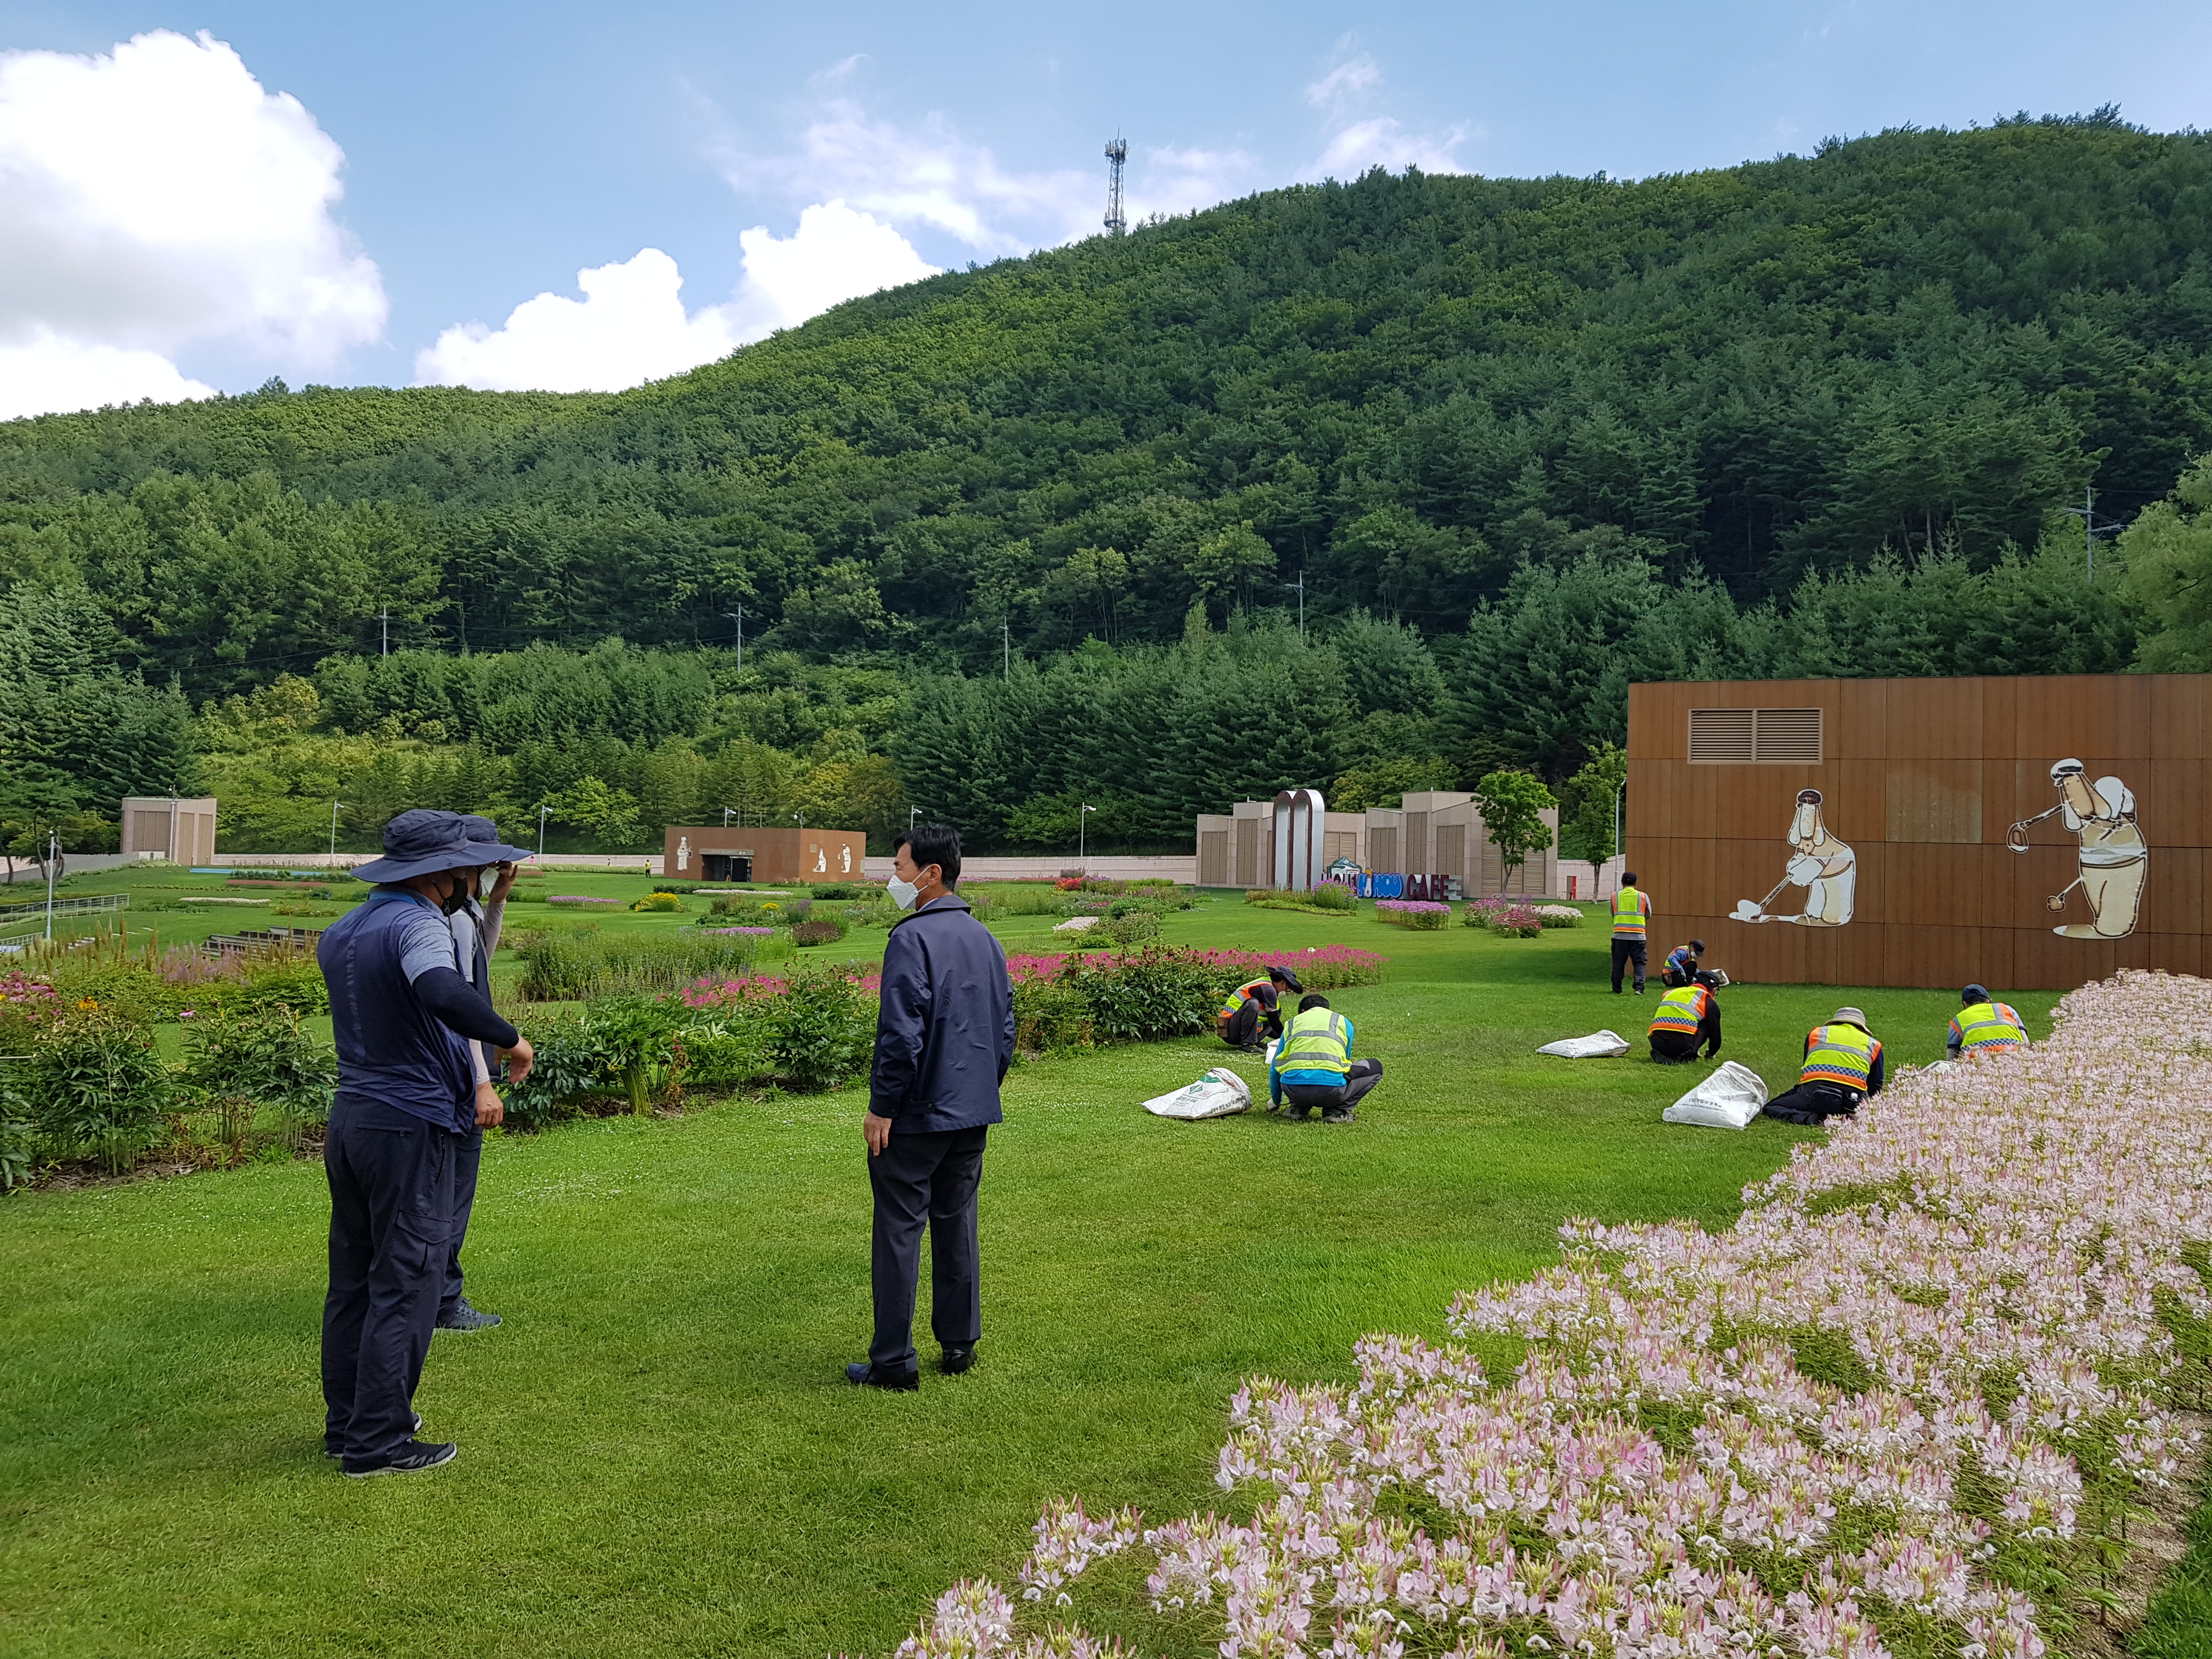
[511,927,781,1001]
[1463,896,1550,936]
[1375,898,1453,929]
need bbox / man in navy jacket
[848,822,1014,1390]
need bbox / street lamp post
[1079,802,1097,867]
[1611,778,1627,895]
[909,806,921,833]
[538,803,552,860]
[330,800,347,860]
[723,807,736,828]
[43,829,58,941]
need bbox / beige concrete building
[1197,791,1558,896]
[121,796,218,864]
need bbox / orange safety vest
[1649,984,1711,1037]
[1218,978,1274,1021]
[1802,1023,1881,1091]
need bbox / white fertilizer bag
[1536,1030,1630,1058]
[1661,1060,1769,1130]
[1142,1066,1253,1121]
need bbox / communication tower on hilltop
[1103,136,1127,236]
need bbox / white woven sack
[1143,1066,1253,1120]
[1536,1030,1630,1058]
[1661,1060,1769,1130]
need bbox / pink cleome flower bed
[884,970,2210,1659]
[1376,898,1453,930]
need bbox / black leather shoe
[941,1345,975,1375]
[845,1361,920,1391]
[342,1439,457,1478]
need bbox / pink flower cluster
[1375,900,1451,916]
[548,895,622,907]
[1004,945,1388,986]
[0,969,58,1007]
[679,970,883,1008]
[882,969,2211,1658]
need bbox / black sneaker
[845,1360,920,1391]
[941,1345,975,1375]
[342,1440,458,1479]
[437,1298,501,1331]
[327,1413,421,1458]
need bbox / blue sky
[1,0,2207,414]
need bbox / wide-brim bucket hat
[458,813,534,864]
[352,809,492,883]
[1830,1006,1870,1029]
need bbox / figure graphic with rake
[1733,789,1856,927]
[2007,760,2146,939]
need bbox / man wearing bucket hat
[317,809,535,1477]
[436,814,532,1334]
[1760,1006,1884,1126]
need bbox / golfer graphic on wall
[2007,760,2146,939]
[1733,788,1857,927]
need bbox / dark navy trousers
[441,1126,483,1315]
[868,1125,987,1372]
[322,1093,457,1463]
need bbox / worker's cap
[2050,758,2086,783]
[458,812,533,864]
[1693,969,1723,988]
[1962,983,1990,1004]
[1830,1006,1869,1029]
[1795,789,1823,805]
[1688,939,1706,952]
[352,809,486,883]
[1268,966,1305,992]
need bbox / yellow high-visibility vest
[1802,1023,1880,1091]
[1218,978,1273,1020]
[1649,984,1709,1036]
[1611,887,1647,939]
[1274,1007,1351,1076]
[1950,1001,2025,1054]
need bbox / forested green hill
[3,112,2211,856]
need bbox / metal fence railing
[0,893,129,931]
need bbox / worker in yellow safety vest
[1762,1007,1886,1125]
[1946,984,2026,1059]
[1268,994,1384,1122]
[1217,965,1302,1052]
[1646,970,1723,1064]
[1610,872,1653,995]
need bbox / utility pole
[330,800,346,860]
[2063,487,2124,583]
[1079,802,1097,866]
[725,607,743,676]
[1280,571,1306,640]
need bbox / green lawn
[0,893,2078,1657]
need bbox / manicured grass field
[0,888,2094,1656]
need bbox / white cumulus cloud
[0,29,386,419]
[415,204,938,393]
[1299,43,1474,180]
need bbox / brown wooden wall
[1626,674,2209,990]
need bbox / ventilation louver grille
[1689,706,1822,764]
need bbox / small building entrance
[701,853,753,883]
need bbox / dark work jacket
[319,889,473,1133]
[868,896,1014,1135]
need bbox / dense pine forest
[3,112,2212,857]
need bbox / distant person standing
[849,823,1015,1390]
[437,815,530,1334]
[318,810,533,1477]
[1610,873,1652,995]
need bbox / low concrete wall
[1,852,162,885]
[861,855,1197,884]
[209,851,660,872]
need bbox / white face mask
[887,876,921,911]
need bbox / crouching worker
[1268,994,1382,1123]
[1647,970,1723,1063]
[1218,965,1301,1052]
[1947,984,2026,1060]
[1762,1007,1883,1126]
[1661,940,1706,988]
